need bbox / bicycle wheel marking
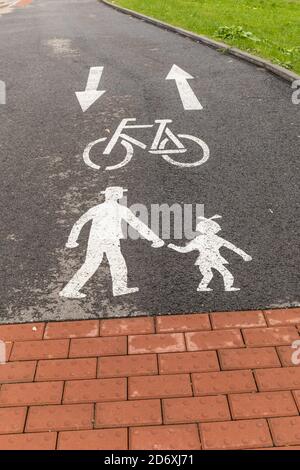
[83,137,107,170]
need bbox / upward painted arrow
[75,66,106,112]
[166,64,203,111]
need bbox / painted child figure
[168,215,252,292]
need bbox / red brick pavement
[0,308,300,450]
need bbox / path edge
[100,0,300,84]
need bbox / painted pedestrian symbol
[168,215,252,292]
[83,118,210,170]
[60,186,164,299]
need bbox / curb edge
[100,0,300,84]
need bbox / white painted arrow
[75,66,106,112]
[166,64,203,111]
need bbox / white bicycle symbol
[83,118,210,170]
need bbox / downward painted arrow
[166,64,203,111]
[75,66,106,112]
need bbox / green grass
[111,0,300,74]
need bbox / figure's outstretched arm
[123,208,164,247]
[168,242,195,253]
[223,240,252,261]
[66,209,94,248]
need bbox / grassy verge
[110,0,300,74]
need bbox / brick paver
[269,416,300,446]
[185,329,244,351]
[264,308,300,327]
[277,346,300,367]
[242,326,299,347]
[228,391,298,419]
[69,336,127,358]
[192,370,256,396]
[35,358,97,381]
[0,308,299,449]
[162,396,230,424]
[163,396,230,424]
[100,317,154,336]
[292,390,300,411]
[200,419,272,449]
[10,339,69,361]
[255,367,300,391]
[0,382,63,407]
[219,347,280,369]
[95,399,162,428]
[0,361,36,383]
[26,404,94,433]
[128,374,192,399]
[158,351,219,374]
[156,314,210,333]
[58,428,128,450]
[98,354,157,378]
[130,424,200,450]
[44,320,99,339]
[0,432,57,450]
[63,378,127,404]
[128,333,185,354]
[211,310,266,330]
[0,407,27,434]
[3,342,12,362]
[0,323,45,342]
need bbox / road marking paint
[45,38,79,57]
[60,187,164,299]
[166,64,203,111]
[75,66,106,112]
[83,118,209,170]
[169,215,252,292]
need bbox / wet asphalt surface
[0,0,299,323]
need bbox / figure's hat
[197,214,222,221]
[100,186,128,195]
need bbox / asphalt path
[0,0,299,323]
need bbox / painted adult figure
[60,186,164,299]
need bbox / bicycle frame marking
[83,118,210,170]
